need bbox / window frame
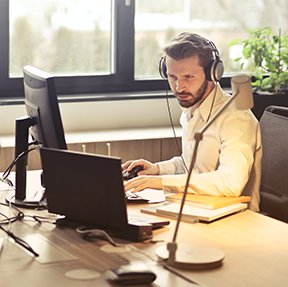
[0,0,229,102]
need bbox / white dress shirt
[157,84,262,211]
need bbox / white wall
[0,97,181,136]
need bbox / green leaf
[230,27,288,92]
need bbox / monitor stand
[6,190,47,209]
[5,171,47,209]
[5,117,46,209]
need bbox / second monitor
[6,65,67,208]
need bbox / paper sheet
[134,189,166,203]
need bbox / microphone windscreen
[231,74,254,110]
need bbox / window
[0,0,138,98]
[1,0,288,100]
[9,0,112,77]
[134,0,288,78]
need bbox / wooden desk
[1,171,288,287]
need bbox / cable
[164,85,189,173]
[0,225,39,257]
[0,202,39,256]
[0,203,24,225]
[0,203,57,257]
[163,263,202,285]
[76,226,117,247]
[0,211,14,225]
[1,144,39,184]
[0,177,14,189]
[0,202,55,226]
[206,81,218,123]
[165,80,219,174]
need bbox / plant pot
[252,92,288,120]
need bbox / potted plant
[230,27,288,119]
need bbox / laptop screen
[40,147,128,230]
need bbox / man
[123,32,262,211]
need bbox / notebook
[141,202,247,223]
[165,193,251,209]
[39,148,169,241]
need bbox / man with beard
[122,32,262,211]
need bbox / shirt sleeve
[160,110,260,197]
[157,156,187,175]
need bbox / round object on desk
[65,268,101,280]
[156,243,225,270]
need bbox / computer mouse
[106,265,157,285]
[125,192,149,204]
[122,165,144,180]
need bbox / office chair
[259,105,288,223]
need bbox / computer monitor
[6,65,67,208]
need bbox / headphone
[159,39,224,82]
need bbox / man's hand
[122,159,160,176]
[124,175,162,192]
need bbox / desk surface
[1,171,288,287]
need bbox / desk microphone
[156,74,253,269]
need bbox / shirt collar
[197,82,225,123]
[180,83,226,122]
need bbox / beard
[176,80,209,108]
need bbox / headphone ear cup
[205,59,224,82]
[159,57,167,79]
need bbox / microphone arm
[167,75,251,264]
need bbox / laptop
[39,147,169,242]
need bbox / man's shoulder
[219,108,259,129]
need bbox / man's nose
[175,79,186,92]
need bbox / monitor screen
[6,65,67,208]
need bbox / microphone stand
[167,87,239,265]
[156,75,252,269]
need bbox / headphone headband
[159,38,224,82]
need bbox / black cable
[164,84,189,173]
[0,225,39,257]
[0,177,14,189]
[0,202,39,256]
[1,144,39,183]
[0,203,53,226]
[0,203,56,257]
[165,80,219,174]
[206,82,218,123]
[0,211,13,224]
[0,203,24,224]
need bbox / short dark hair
[163,32,215,68]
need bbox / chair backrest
[259,105,288,222]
